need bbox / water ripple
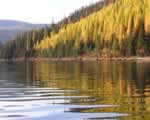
[0,87,128,120]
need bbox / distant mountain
[0,20,48,43]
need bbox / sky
[0,0,100,24]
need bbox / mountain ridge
[0,20,48,43]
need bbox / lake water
[0,60,149,120]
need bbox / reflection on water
[0,60,149,120]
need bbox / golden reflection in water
[25,60,150,119]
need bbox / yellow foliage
[144,0,150,33]
[35,0,150,52]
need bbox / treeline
[0,0,112,59]
[57,0,115,27]
[0,28,48,59]
[0,0,150,59]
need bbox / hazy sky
[0,0,100,24]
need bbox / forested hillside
[0,0,150,59]
[35,0,150,58]
[0,0,111,59]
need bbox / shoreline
[1,56,150,62]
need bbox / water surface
[0,60,149,120]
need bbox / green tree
[136,20,145,56]
[112,34,119,56]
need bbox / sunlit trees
[34,0,150,58]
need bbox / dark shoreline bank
[0,56,150,62]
